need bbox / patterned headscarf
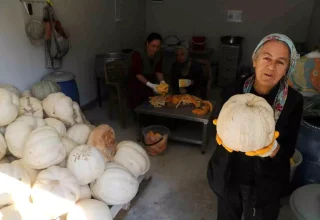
[243,33,299,123]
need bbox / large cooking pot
[292,96,320,189]
[221,36,244,45]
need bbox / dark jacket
[170,60,204,98]
[207,75,304,208]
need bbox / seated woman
[170,46,204,98]
[127,33,165,109]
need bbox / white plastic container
[290,184,320,220]
[290,149,303,182]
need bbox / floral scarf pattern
[243,33,299,123]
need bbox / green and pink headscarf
[243,33,299,123]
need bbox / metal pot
[94,53,127,78]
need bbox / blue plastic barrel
[42,71,80,105]
[292,96,320,189]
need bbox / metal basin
[95,52,127,77]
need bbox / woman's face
[253,40,290,88]
[176,49,187,63]
[146,40,161,58]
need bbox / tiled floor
[83,89,294,220]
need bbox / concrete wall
[0,0,146,105]
[307,0,320,50]
[146,0,314,64]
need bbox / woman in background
[170,46,204,98]
[127,32,165,109]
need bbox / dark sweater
[126,51,163,109]
[170,60,204,97]
[207,75,304,207]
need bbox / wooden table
[135,102,215,154]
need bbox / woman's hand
[270,144,280,158]
[245,132,280,157]
[179,79,192,88]
[213,119,234,153]
[146,82,160,94]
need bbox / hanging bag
[44,5,60,68]
[48,5,69,58]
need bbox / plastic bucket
[142,125,170,156]
[290,149,303,182]
[192,36,206,51]
[42,71,80,104]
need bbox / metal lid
[42,71,75,82]
[95,53,127,63]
